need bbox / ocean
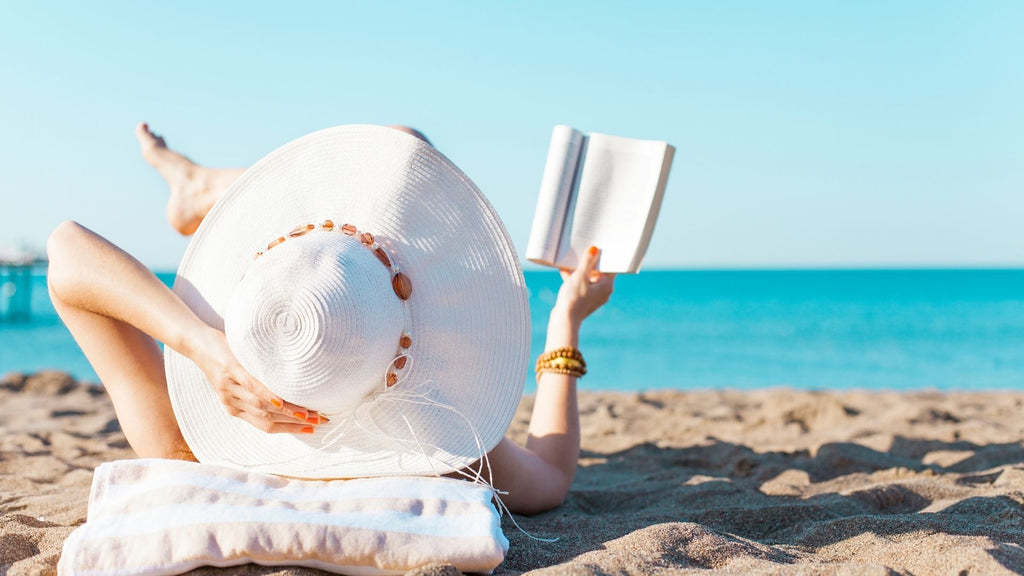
[2,269,1023,392]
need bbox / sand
[4,371,1024,575]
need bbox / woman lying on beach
[46,123,614,515]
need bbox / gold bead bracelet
[536,346,587,381]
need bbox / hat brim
[166,125,529,478]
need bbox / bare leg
[48,221,196,459]
[136,123,431,236]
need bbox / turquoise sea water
[2,269,1023,392]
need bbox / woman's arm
[46,220,321,433]
[486,246,615,515]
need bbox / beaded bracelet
[536,346,587,380]
[536,346,586,366]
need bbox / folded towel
[58,458,507,576]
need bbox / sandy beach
[4,371,1024,575]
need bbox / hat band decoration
[253,218,415,391]
[256,219,414,302]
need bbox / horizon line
[137,264,1024,275]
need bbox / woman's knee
[388,125,432,147]
[47,220,86,259]
[46,220,87,297]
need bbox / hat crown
[224,232,405,413]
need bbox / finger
[592,273,616,296]
[595,272,616,289]
[232,408,318,435]
[232,385,318,424]
[278,398,324,424]
[227,391,321,431]
[576,246,601,279]
[233,368,320,422]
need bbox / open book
[526,125,675,274]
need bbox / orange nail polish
[301,426,314,434]
[588,246,599,256]
[294,411,306,419]
[306,416,319,424]
[270,399,283,408]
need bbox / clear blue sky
[1,1,1021,270]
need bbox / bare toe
[135,122,168,160]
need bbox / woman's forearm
[525,308,583,483]
[47,221,211,356]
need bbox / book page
[629,145,675,272]
[526,126,585,266]
[556,133,672,273]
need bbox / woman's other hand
[188,327,323,434]
[554,246,616,328]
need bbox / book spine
[554,134,589,270]
[526,126,584,266]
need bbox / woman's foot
[135,122,232,236]
[135,123,426,236]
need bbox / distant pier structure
[0,246,46,322]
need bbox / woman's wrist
[545,307,581,350]
[175,321,217,362]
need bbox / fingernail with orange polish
[294,411,307,419]
[306,416,320,424]
[270,398,283,408]
[588,246,599,256]
[301,426,314,434]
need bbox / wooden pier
[0,252,46,321]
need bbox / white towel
[58,458,508,576]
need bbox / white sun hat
[165,125,530,479]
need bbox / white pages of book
[526,126,674,273]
